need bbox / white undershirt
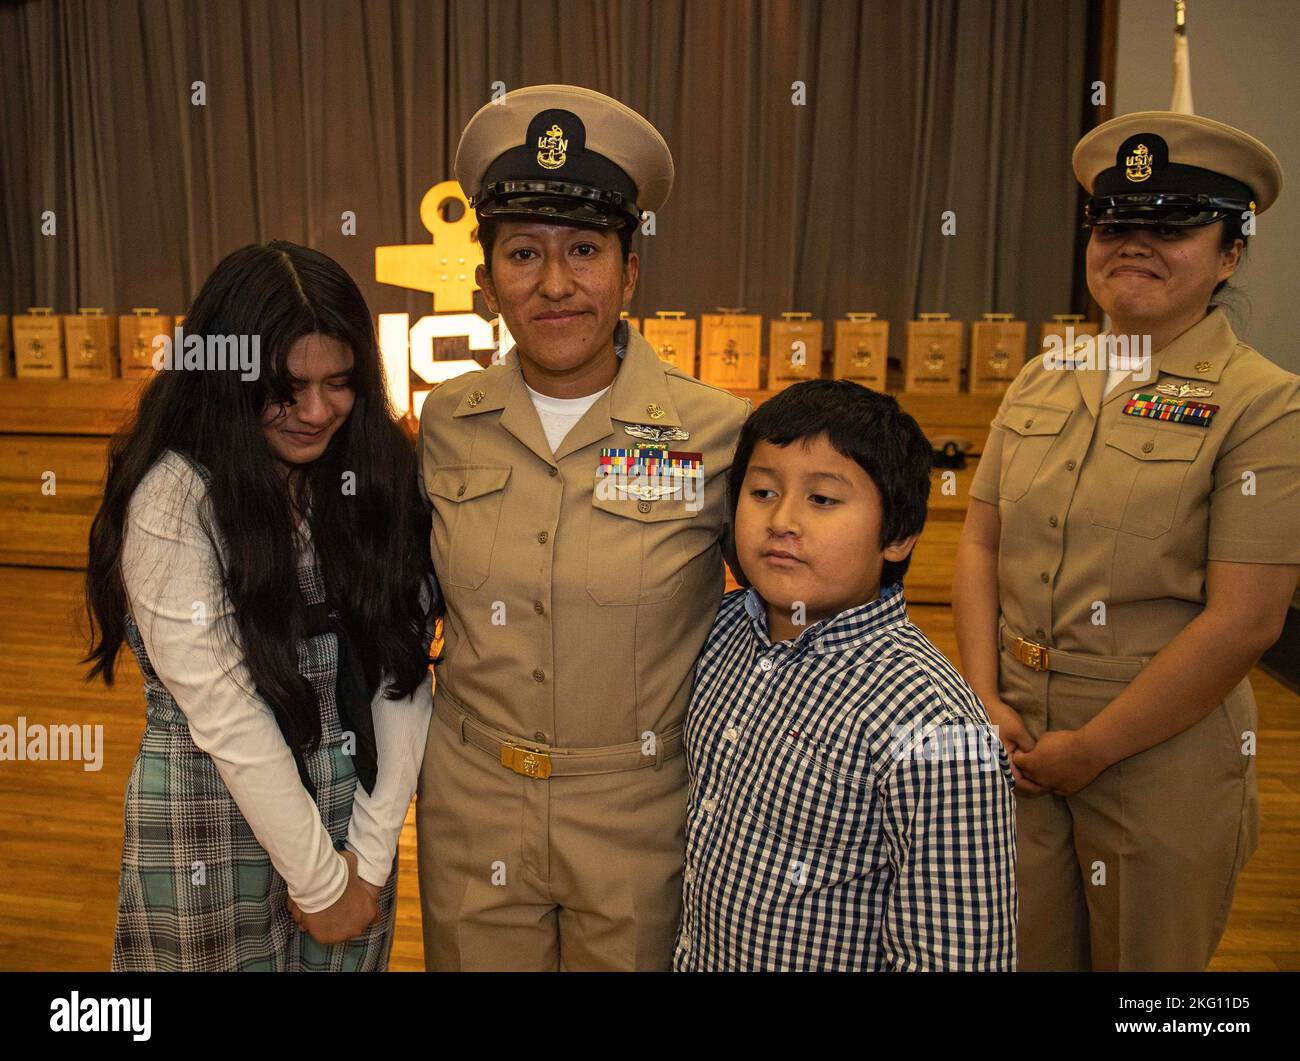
[121,450,433,912]
[1104,367,1131,398]
[524,381,611,452]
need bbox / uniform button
[537,531,548,544]
[703,797,718,813]
[1066,459,1077,471]
[1048,515,1058,527]
[1023,418,1034,429]
[684,866,697,884]
[456,484,466,497]
[548,467,558,477]
[532,668,545,682]
[1040,572,1050,584]
[638,500,651,514]
[1142,440,1154,454]
[724,726,739,742]
[533,600,545,614]
[533,731,548,742]
[759,657,774,672]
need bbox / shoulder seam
[666,371,751,411]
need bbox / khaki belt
[1000,622,1149,683]
[434,689,683,779]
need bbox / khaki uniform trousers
[1001,633,1259,971]
[416,688,688,971]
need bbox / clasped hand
[287,849,382,945]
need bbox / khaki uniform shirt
[970,308,1300,659]
[418,326,751,747]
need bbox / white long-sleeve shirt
[120,450,432,913]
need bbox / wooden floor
[1,564,1297,971]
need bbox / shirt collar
[1148,304,1237,384]
[741,581,909,654]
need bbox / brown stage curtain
[1,0,1090,364]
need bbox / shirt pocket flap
[426,464,511,502]
[1105,425,1204,462]
[999,403,1072,437]
[591,490,700,523]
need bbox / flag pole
[1172,1,1195,114]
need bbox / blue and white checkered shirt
[673,583,1017,971]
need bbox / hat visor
[1084,204,1227,228]
[476,194,625,229]
[1083,192,1250,228]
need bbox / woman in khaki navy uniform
[954,112,1300,971]
[415,85,750,971]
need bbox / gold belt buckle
[1014,637,1050,672]
[500,741,552,780]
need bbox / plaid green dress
[112,470,398,971]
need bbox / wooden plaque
[700,313,761,390]
[64,311,119,380]
[832,316,888,389]
[969,317,1026,394]
[119,311,172,379]
[14,310,65,379]
[768,316,823,392]
[641,314,697,378]
[904,319,962,393]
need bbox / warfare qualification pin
[1155,381,1213,399]
[624,423,690,443]
[615,481,683,501]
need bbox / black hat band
[1094,159,1255,204]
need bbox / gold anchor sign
[1125,143,1153,183]
[536,123,568,170]
[375,180,509,419]
[375,180,481,313]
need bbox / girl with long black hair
[85,240,439,970]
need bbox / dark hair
[1211,215,1251,301]
[727,380,933,589]
[84,240,438,756]
[476,215,634,273]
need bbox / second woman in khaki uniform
[954,111,1300,970]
